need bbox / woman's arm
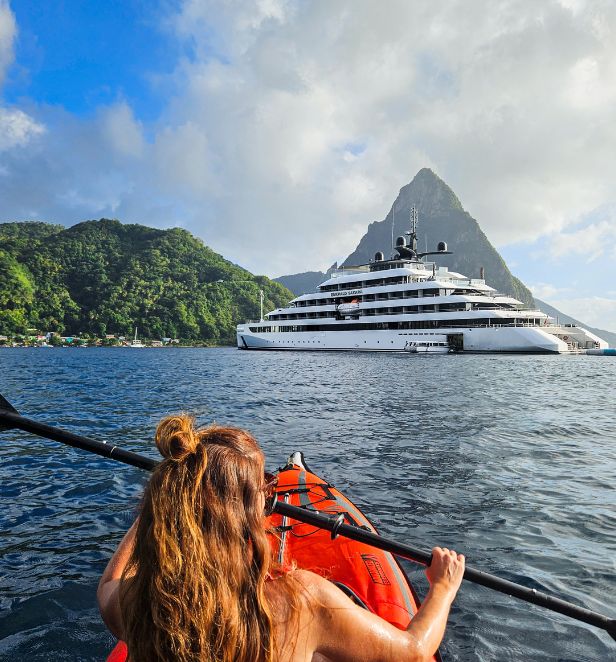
[309,546,465,662]
[97,518,139,639]
[399,547,465,657]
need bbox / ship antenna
[391,202,395,250]
[409,205,418,255]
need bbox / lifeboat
[337,298,361,317]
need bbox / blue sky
[5,1,175,119]
[1,0,615,332]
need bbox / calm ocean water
[0,347,614,661]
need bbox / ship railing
[330,267,371,278]
[259,322,555,330]
[460,321,562,328]
[322,276,449,292]
[449,278,488,286]
[478,322,546,328]
[358,316,557,328]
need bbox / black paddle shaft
[0,409,158,472]
[273,501,616,640]
[1,395,614,641]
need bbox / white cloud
[564,56,616,110]
[2,0,616,281]
[557,0,585,13]
[152,120,219,198]
[100,102,145,159]
[0,0,16,87]
[529,282,571,300]
[548,218,616,261]
[0,107,45,151]
[0,3,46,154]
[145,0,616,272]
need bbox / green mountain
[276,168,534,303]
[274,271,325,296]
[273,268,337,298]
[0,219,292,344]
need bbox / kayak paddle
[0,393,156,471]
[0,394,614,642]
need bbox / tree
[0,220,293,343]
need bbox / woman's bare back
[266,569,420,662]
[266,552,464,662]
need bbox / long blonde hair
[120,415,275,662]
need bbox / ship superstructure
[237,209,607,353]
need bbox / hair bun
[155,414,199,461]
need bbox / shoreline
[0,343,236,349]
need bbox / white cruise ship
[237,209,607,353]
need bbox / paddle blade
[0,394,19,431]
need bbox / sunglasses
[263,471,278,516]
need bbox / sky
[1,0,616,332]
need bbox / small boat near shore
[404,339,450,353]
[129,327,144,348]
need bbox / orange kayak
[107,452,440,661]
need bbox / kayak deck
[268,452,421,630]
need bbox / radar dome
[437,241,448,252]
[395,236,406,248]
[374,251,384,261]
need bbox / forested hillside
[0,219,292,343]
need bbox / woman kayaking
[98,415,465,662]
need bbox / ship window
[241,317,535,333]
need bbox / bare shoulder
[291,571,423,662]
[289,569,332,593]
[294,570,365,609]
[268,570,430,662]
[265,570,328,660]
[267,569,335,595]
[265,569,335,617]
[97,578,124,639]
[277,569,357,613]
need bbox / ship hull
[236,325,568,353]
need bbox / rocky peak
[394,168,463,219]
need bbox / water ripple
[0,348,615,659]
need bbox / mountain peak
[414,167,442,183]
[342,167,466,269]
[396,168,463,217]
[337,168,533,306]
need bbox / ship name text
[331,289,363,297]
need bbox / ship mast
[393,204,452,262]
[410,205,418,234]
[411,205,419,253]
[407,205,419,255]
